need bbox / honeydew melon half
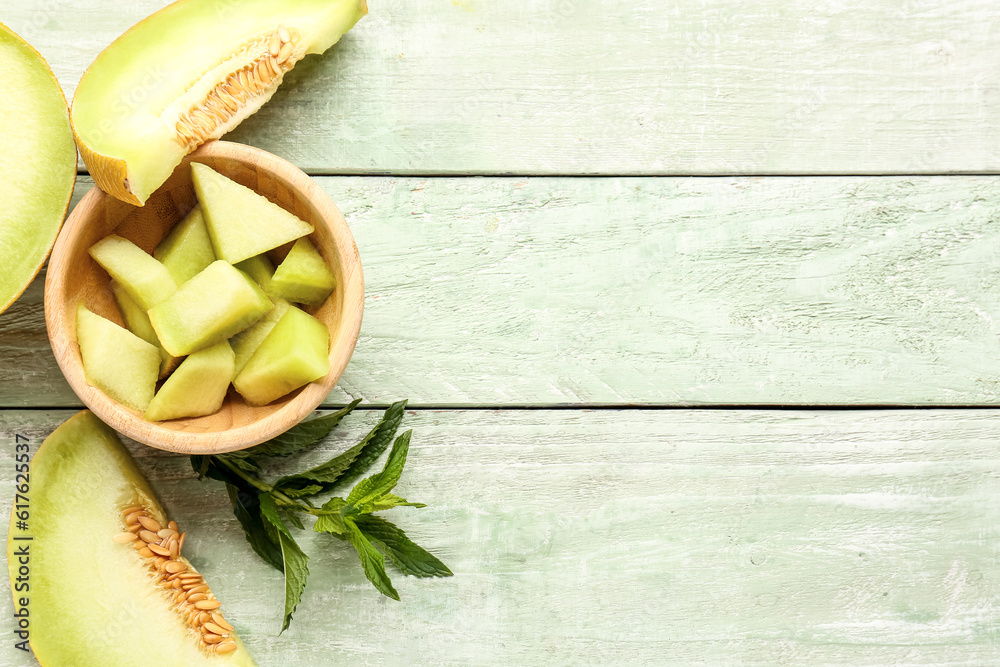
[6,411,256,666]
[0,23,76,314]
[71,0,368,205]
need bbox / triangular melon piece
[233,305,329,406]
[148,260,273,357]
[191,163,313,264]
[89,235,177,311]
[153,206,216,285]
[231,299,291,375]
[268,237,336,305]
[110,281,181,378]
[235,253,276,293]
[146,340,235,421]
[76,303,161,411]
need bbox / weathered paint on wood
[1,408,998,665]
[4,0,1000,175]
[3,175,999,408]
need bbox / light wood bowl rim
[44,141,364,454]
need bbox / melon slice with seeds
[192,162,313,264]
[71,0,367,205]
[0,23,77,314]
[6,411,256,665]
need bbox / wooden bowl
[45,141,364,454]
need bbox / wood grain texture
[4,0,1000,175]
[3,175,1000,408]
[1,408,998,665]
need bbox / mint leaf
[259,495,310,633]
[347,430,412,507]
[313,497,348,535]
[282,484,324,499]
[225,484,283,572]
[345,518,399,600]
[232,399,362,460]
[275,400,407,497]
[367,493,426,512]
[355,515,452,578]
[284,510,305,531]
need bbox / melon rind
[0,23,76,314]
[6,411,257,666]
[71,0,368,205]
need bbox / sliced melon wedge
[192,163,313,264]
[77,304,161,411]
[154,206,216,285]
[110,281,181,378]
[235,253,276,293]
[0,23,76,314]
[90,235,178,311]
[231,298,291,375]
[233,305,329,406]
[146,340,235,421]
[268,237,337,305]
[6,411,256,665]
[71,0,367,205]
[149,260,273,356]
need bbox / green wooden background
[2,0,999,664]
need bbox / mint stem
[216,457,317,514]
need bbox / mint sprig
[192,400,450,632]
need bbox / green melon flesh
[231,299,291,375]
[90,235,178,311]
[233,305,329,406]
[268,237,337,305]
[235,253,276,293]
[77,304,161,411]
[153,206,216,285]
[71,0,367,205]
[0,23,77,314]
[6,411,257,666]
[110,281,180,378]
[192,163,313,264]
[146,340,235,421]
[148,260,272,357]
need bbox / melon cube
[233,306,329,406]
[230,298,291,375]
[235,253,275,292]
[110,281,180,378]
[89,235,177,311]
[191,163,313,264]
[153,206,216,285]
[268,237,336,306]
[148,260,272,357]
[76,303,161,411]
[145,340,235,422]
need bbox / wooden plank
[0,408,998,665]
[4,0,1000,175]
[4,175,1000,408]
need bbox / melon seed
[216,642,237,654]
[195,600,222,611]
[112,532,138,543]
[138,529,159,543]
[212,613,234,632]
[137,516,161,532]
